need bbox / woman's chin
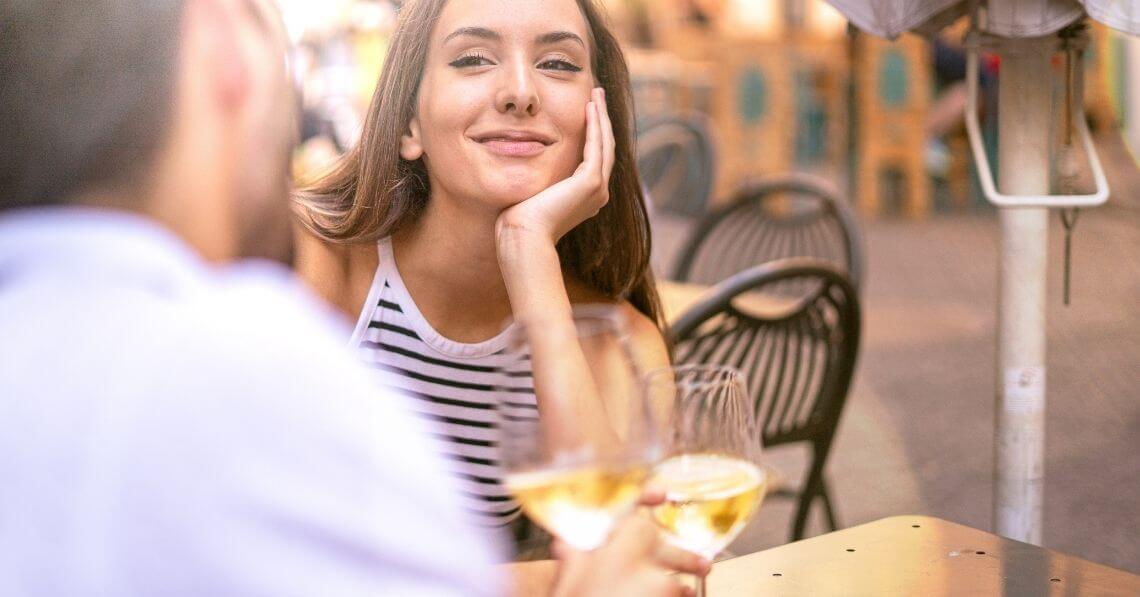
[444,168,569,211]
[487,191,536,210]
[483,180,554,206]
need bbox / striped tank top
[348,238,538,535]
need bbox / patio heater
[823,0,1138,544]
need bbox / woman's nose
[495,59,540,116]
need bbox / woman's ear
[399,116,424,160]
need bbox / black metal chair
[671,173,864,290]
[669,259,861,541]
[636,113,717,218]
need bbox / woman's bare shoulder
[292,222,376,316]
[292,222,347,295]
[618,301,671,371]
[566,279,670,371]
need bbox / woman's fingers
[624,570,691,597]
[581,98,601,183]
[637,485,666,506]
[655,543,712,577]
[550,538,569,561]
[596,87,616,186]
[606,515,660,557]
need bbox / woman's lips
[479,138,548,157]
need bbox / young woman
[293,0,679,587]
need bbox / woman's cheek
[421,108,472,160]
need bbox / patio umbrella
[827,0,1140,38]
[822,0,1139,545]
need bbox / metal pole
[994,38,1052,545]
[1126,36,1140,156]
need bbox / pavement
[650,134,1140,573]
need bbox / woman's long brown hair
[295,0,663,330]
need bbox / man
[0,1,692,595]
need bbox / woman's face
[402,0,594,211]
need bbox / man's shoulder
[162,261,376,405]
[147,262,394,461]
[183,262,352,358]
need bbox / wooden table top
[706,515,1140,596]
[658,280,796,324]
[659,280,717,323]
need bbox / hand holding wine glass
[551,515,707,597]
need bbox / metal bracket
[963,30,1110,208]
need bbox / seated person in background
[0,0,693,595]
[293,0,690,591]
[924,36,997,180]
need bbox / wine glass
[645,364,768,596]
[495,304,661,551]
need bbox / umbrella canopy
[825,0,1140,38]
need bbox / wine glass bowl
[650,453,767,559]
[645,365,767,593]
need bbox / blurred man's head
[0,0,297,262]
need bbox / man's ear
[399,115,425,161]
[189,0,252,112]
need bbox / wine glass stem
[695,574,707,597]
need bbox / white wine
[650,454,767,557]
[506,464,649,550]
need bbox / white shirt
[0,209,503,596]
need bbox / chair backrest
[668,260,861,449]
[671,173,863,290]
[636,114,716,218]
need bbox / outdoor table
[658,279,796,324]
[706,515,1140,596]
[658,280,710,323]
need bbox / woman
[293,0,679,588]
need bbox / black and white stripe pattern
[351,239,537,527]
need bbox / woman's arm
[620,303,673,431]
[495,88,621,448]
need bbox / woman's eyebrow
[444,26,501,44]
[442,27,585,50]
[536,31,585,49]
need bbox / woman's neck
[390,193,514,342]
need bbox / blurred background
[282,0,1140,573]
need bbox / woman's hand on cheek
[495,87,615,245]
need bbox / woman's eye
[538,59,583,73]
[449,54,492,68]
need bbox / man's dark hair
[0,0,184,210]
